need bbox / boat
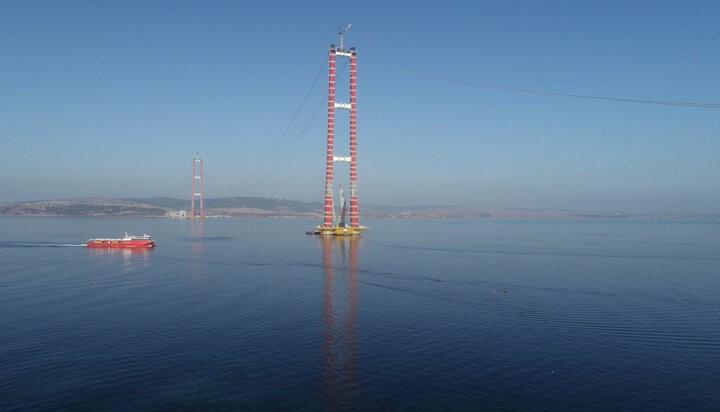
[86,233,156,248]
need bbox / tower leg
[191,159,196,218]
[191,154,204,219]
[323,49,337,227]
[349,51,359,228]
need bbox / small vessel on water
[86,233,156,249]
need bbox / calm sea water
[1,216,719,411]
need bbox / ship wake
[0,242,86,248]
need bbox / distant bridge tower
[190,153,204,219]
[312,24,366,236]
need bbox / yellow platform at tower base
[307,225,367,236]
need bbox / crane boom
[338,23,352,50]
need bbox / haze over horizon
[2,1,719,214]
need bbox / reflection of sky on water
[322,236,360,411]
[188,220,205,283]
[87,247,151,273]
[3,217,720,410]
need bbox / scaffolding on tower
[190,153,204,219]
[309,25,366,236]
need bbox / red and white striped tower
[190,153,204,219]
[316,27,365,236]
[348,50,358,228]
[322,48,336,227]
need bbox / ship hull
[86,237,156,248]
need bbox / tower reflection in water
[188,219,204,280]
[321,236,360,410]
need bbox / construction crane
[338,23,352,50]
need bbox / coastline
[1,198,716,220]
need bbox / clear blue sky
[2,0,719,213]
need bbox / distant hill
[122,197,187,209]
[0,198,167,217]
[1,197,714,219]
[0,197,319,218]
[0,196,475,218]
[124,196,320,212]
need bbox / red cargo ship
[86,233,156,249]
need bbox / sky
[1,0,719,213]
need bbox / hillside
[0,198,167,217]
[1,197,712,219]
[0,197,483,218]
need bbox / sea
[1,216,719,411]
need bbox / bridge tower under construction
[190,153,204,219]
[311,26,366,236]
